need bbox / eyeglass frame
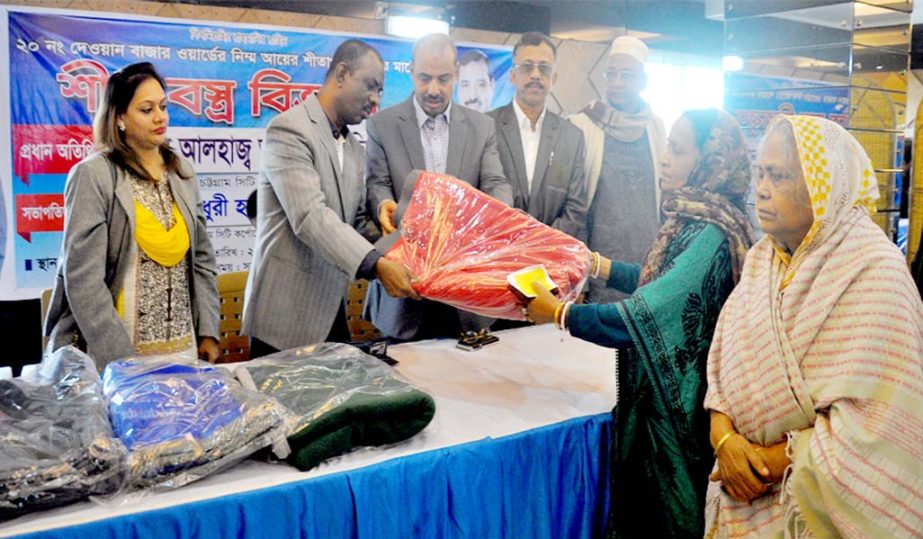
[602,68,642,83]
[512,61,555,77]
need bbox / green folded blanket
[235,343,435,471]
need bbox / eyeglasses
[514,62,554,77]
[603,70,640,82]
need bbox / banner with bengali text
[2,7,513,297]
[723,72,849,162]
[721,72,850,232]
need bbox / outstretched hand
[376,258,421,300]
[526,280,560,325]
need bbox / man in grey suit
[365,33,514,341]
[244,40,419,357]
[489,32,588,242]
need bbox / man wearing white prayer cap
[570,35,666,303]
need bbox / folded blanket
[103,358,286,489]
[385,172,590,320]
[0,347,125,519]
[236,343,435,471]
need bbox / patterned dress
[568,111,755,538]
[571,222,735,538]
[117,174,195,358]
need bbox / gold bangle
[713,431,734,457]
[553,302,565,328]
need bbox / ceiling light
[385,15,449,40]
[722,55,744,72]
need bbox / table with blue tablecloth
[1,326,617,539]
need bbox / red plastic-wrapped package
[385,172,590,320]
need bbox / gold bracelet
[553,302,565,328]
[713,431,734,457]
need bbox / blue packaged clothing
[235,343,435,471]
[103,358,285,490]
[105,363,244,450]
[0,347,126,520]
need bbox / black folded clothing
[235,343,435,471]
[0,347,125,520]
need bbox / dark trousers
[414,301,462,341]
[250,303,351,359]
[490,319,529,332]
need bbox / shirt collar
[512,99,546,133]
[321,109,350,141]
[413,95,451,130]
[333,124,350,141]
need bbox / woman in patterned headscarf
[704,115,923,537]
[527,109,754,537]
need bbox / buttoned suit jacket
[243,94,378,350]
[489,103,589,242]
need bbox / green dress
[569,221,735,538]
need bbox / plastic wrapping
[386,172,591,320]
[235,343,435,471]
[0,347,126,520]
[102,358,286,490]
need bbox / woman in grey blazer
[44,62,220,369]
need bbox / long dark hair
[93,62,190,181]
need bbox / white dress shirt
[512,99,546,193]
[413,97,451,174]
[335,137,345,171]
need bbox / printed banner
[723,72,849,161]
[723,71,902,224]
[3,8,514,296]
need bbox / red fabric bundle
[385,172,590,320]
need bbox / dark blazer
[243,94,379,350]
[364,97,514,340]
[44,153,219,369]
[488,103,588,242]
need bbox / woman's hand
[710,433,771,503]
[757,440,790,484]
[198,336,221,363]
[526,281,560,324]
[598,255,612,280]
[589,252,613,281]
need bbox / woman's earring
[118,122,126,132]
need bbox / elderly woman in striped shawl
[705,115,923,538]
